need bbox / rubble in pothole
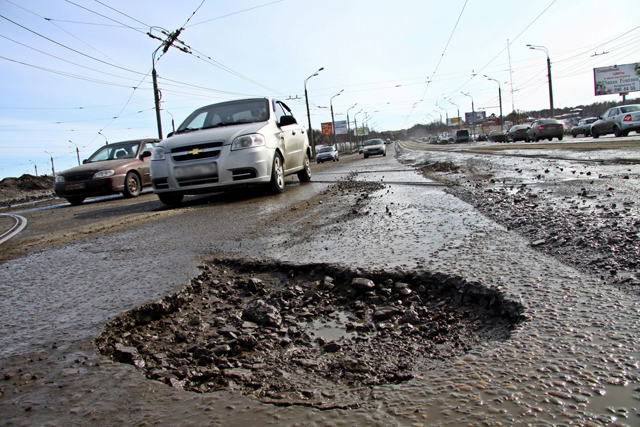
[96,257,525,409]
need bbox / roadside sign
[321,122,333,135]
[334,120,348,135]
[594,62,640,96]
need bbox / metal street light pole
[461,92,476,139]
[69,140,80,165]
[354,109,363,146]
[164,110,176,134]
[448,99,460,129]
[484,75,503,131]
[304,67,324,158]
[98,131,108,145]
[44,151,55,177]
[527,44,554,118]
[29,160,38,176]
[330,89,343,146]
[346,103,357,150]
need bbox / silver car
[591,104,640,138]
[362,138,386,158]
[150,98,311,205]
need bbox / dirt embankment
[0,174,54,207]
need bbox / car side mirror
[166,131,174,138]
[82,159,88,164]
[140,151,151,159]
[279,115,297,126]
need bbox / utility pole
[29,160,38,176]
[484,75,503,131]
[330,89,343,146]
[462,92,476,139]
[44,151,55,177]
[69,140,80,165]
[527,44,554,118]
[149,28,191,139]
[354,110,363,146]
[304,67,324,158]
[346,103,357,150]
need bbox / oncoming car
[54,139,159,205]
[150,98,312,206]
[316,146,339,163]
[361,138,386,158]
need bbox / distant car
[476,134,487,142]
[362,138,386,158]
[358,146,364,154]
[316,146,339,163]
[454,129,470,143]
[488,130,508,143]
[54,139,159,205]
[150,98,312,206]
[507,125,529,142]
[590,105,640,138]
[385,138,392,144]
[571,118,598,137]
[526,119,564,142]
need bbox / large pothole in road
[96,257,525,409]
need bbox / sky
[0,0,638,179]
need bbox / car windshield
[318,147,334,153]
[620,105,640,113]
[364,139,383,146]
[177,99,269,133]
[87,141,140,162]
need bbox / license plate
[65,183,86,191]
[173,163,217,179]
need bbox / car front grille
[170,141,223,162]
[64,172,94,182]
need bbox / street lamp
[461,92,476,139]
[527,44,554,118]
[484,75,503,131]
[44,151,55,177]
[69,140,80,165]
[436,105,448,129]
[163,110,176,134]
[29,160,38,176]
[346,103,357,150]
[98,131,108,145]
[330,89,344,146]
[448,99,460,129]
[304,67,324,157]
[354,109,363,146]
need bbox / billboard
[334,120,348,135]
[321,122,333,135]
[594,62,640,96]
[355,127,369,136]
[465,111,486,123]
[447,117,461,127]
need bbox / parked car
[488,130,508,143]
[150,98,311,206]
[507,125,529,142]
[54,138,159,205]
[358,146,364,154]
[571,117,598,137]
[454,129,470,143]
[526,119,564,141]
[362,138,386,158]
[476,134,487,142]
[316,146,339,163]
[590,105,640,138]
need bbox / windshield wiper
[202,122,236,129]
[175,127,201,134]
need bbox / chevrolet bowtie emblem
[187,148,204,155]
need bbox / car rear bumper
[621,121,640,133]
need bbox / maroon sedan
[54,139,159,205]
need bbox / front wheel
[66,196,85,205]
[591,128,600,138]
[364,154,369,159]
[158,193,184,206]
[123,172,141,198]
[297,153,311,182]
[383,152,386,156]
[269,154,284,194]
[558,135,563,140]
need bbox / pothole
[96,257,526,409]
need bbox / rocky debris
[0,174,54,206]
[96,257,525,409]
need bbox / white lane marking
[0,214,28,245]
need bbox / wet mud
[96,257,524,410]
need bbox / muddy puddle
[96,257,525,410]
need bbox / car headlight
[231,134,265,151]
[55,175,65,183]
[93,170,115,179]
[152,146,165,160]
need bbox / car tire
[364,154,369,158]
[158,193,184,206]
[66,196,85,205]
[123,172,141,198]
[591,128,599,138]
[297,153,312,182]
[558,136,563,140]
[613,126,622,137]
[383,152,386,156]
[269,154,284,194]
[572,132,577,138]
